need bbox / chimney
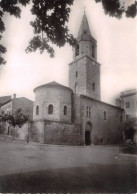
[13,94,16,99]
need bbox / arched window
[75,83,78,92]
[36,105,39,115]
[64,106,67,115]
[104,111,106,120]
[76,44,79,56]
[48,104,53,114]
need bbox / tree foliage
[0,108,29,127]
[95,0,136,18]
[0,0,136,65]
[6,108,29,127]
[122,117,137,142]
[0,108,29,139]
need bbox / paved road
[0,140,136,192]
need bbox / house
[115,89,137,119]
[0,94,33,118]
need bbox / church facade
[33,14,125,145]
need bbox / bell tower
[69,13,101,100]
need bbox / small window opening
[64,106,67,115]
[86,106,88,118]
[48,104,53,114]
[76,71,78,77]
[76,44,79,56]
[126,101,130,108]
[84,30,86,34]
[104,111,106,120]
[89,107,91,118]
[92,45,95,58]
[92,83,95,91]
[100,138,103,143]
[36,105,39,115]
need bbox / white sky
[0,0,136,104]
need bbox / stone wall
[44,120,83,145]
[86,57,100,100]
[0,120,83,145]
[69,56,100,100]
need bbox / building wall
[115,89,137,117]
[79,96,124,144]
[44,120,83,145]
[69,57,87,95]
[69,56,100,100]
[86,57,100,100]
[0,101,12,114]
[12,97,33,118]
[33,86,72,123]
[121,93,137,117]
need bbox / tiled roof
[34,81,72,92]
[0,96,11,107]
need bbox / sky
[0,0,136,104]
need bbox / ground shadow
[0,162,136,192]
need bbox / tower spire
[77,13,92,42]
[84,6,85,14]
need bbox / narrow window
[76,71,78,77]
[36,105,39,115]
[86,106,88,118]
[92,45,95,58]
[75,83,78,92]
[104,111,106,120]
[126,101,130,108]
[86,106,91,118]
[100,138,103,143]
[76,44,79,56]
[92,83,95,91]
[64,106,67,115]
[89,107,91,118]
[48,104,53,114]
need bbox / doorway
[85,122,92,145]
[85,131,91,145]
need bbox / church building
[33,14,125,145]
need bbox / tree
[0,0,136,65]
[3,108,29,140]
[95,0,136,18]
[122,116,137,142]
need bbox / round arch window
[36,105,39,115]
[48,104,53,114]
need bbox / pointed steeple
[77,13,93,42]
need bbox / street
[0,140,136,192]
